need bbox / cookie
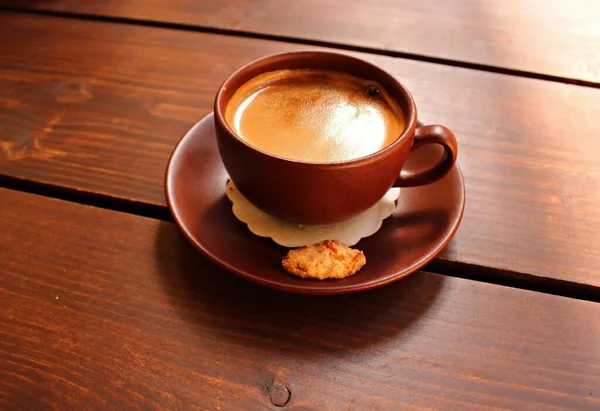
[282,240,366,280]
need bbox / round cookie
[282,240,366,280]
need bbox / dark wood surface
[2,0,599,85]
[1,13,600,290]
[1,187,599,410]
[1,5,599,409]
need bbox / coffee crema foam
[225,69,405,163]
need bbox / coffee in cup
[214,51,458,225]
[225,69,405,163]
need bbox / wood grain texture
[1,13,600,290]
[1,0,599,84]
[1,187,600,410]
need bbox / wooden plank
[1,13,600,290]
[1,187,599,410]
[0,0,598,84]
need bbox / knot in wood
[269,381,291,407]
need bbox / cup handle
[394,124,458,187]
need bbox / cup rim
[214,50,417,166]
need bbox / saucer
[165,113,465,295]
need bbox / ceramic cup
[214,51,458,225]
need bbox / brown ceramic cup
[214,51,458,225]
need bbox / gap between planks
[0,7,598,89]
[1,176,599,304]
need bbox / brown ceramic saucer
[165,113,465,295]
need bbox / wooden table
[1,2,599,409]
